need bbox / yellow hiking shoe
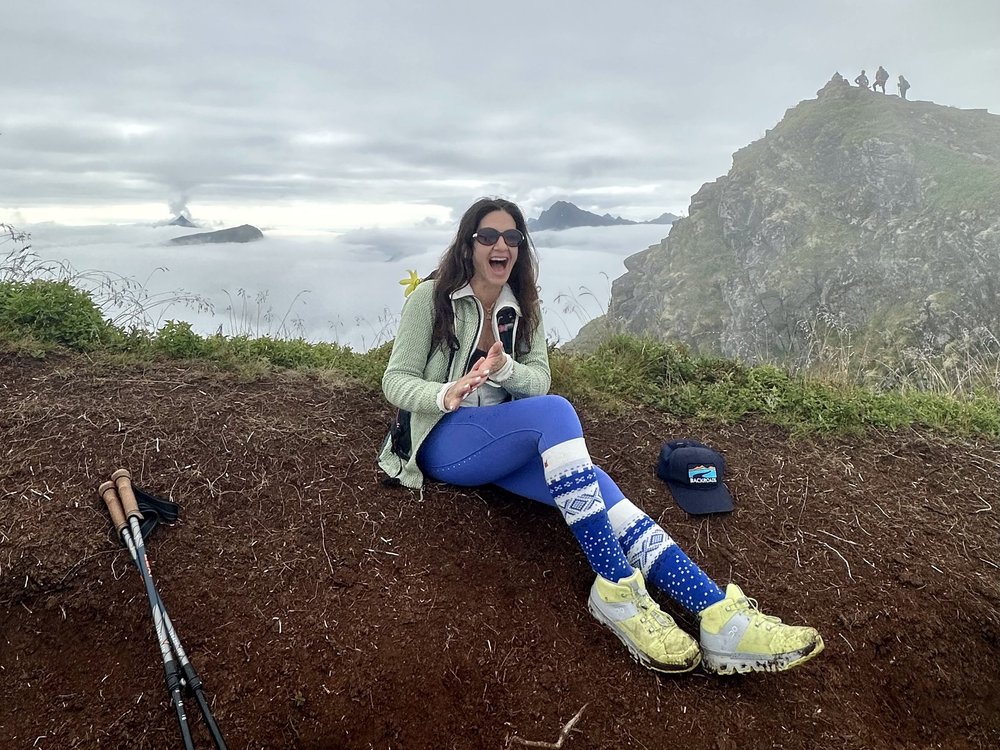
[588,569,701,674]
[699,583,824,675]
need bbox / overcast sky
[3,0,999,231]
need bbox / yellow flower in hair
[399,269,421,297]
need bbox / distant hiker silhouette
[873,66,889,93]
[854,70,869,88]
[897,74,910,99]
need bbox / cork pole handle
[99,480,127,533]
[111,468,143,521]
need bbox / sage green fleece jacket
[378,279,551,488]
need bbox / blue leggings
[418,395,625,507]
[418,395,725,612]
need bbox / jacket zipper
[456,297,518,379]
[463,299,486,376]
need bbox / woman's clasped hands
[443,340,506,411]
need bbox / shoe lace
[636,592,674,632]
[734,595,782,631]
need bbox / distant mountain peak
[168,224,263,245]
[168,214,197,228]
[528,201,676,231]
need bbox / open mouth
[489,256,509,270]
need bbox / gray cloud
[3,0,999,225]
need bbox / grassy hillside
[1,272,997,438]
[735,85,1000,212]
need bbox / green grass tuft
[553,335,999,436]
[0,279,110,350]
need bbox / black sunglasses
[472,228,524,247]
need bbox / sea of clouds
[19,222,672,351]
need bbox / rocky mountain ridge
[576,75,1000,381]
[529,200,679,231]
[168,224,264,245]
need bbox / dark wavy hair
[430,197,540,354]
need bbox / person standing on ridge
[378,196,825,677]
[854,69,869,88]
[897,74,910,99]
[873,65,889,93]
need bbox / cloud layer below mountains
[24,223,673,349]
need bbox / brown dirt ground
[1,351,999,750]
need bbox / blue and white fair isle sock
[608,499,725,612]
[542,439,634,582]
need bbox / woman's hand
[477,341,507,376]
[443,370,488,411]
[442,342,507,411]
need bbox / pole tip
[110,468,132,482]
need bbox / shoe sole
[587,596,701,674]
[701,635,825,675]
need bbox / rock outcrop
[169,224,264,245]
[528,201,678,231]
[649,212,681,225]
[584,78,1000,377]
[529,201,636,231]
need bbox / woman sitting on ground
[378,196,824,675]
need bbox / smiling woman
[377,196,825,677]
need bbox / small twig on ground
[508,704,587,749]
[816,528,860,547]
[816,540,855,581]
[872,501,890,519]
[287,716,302,742]
[319,517,335,575]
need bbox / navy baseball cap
[656,439,734,514]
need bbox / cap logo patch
[656,439,734,514]
[688,464,718,484]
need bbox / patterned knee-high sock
[542,438,634,582]
[608,499,725,612]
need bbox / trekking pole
[108,470,228,750]
[101,477,195,750]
